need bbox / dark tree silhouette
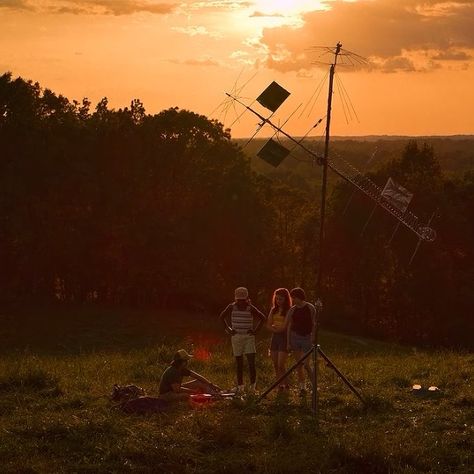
[1,73,473,347]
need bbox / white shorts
[231,334,256,356]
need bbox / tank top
[291,304,313,336]
[231,303,253,334]
[272,310,286,330]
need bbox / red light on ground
[193,347,211,361]
[190,393,213,408]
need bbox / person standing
[267,288,291,390]
[286,287,317,396]
[219,287,266,394]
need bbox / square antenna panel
[256,81,290,113]
[257,138,290,167]
[381,177,413,213]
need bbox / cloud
[167,57,220,67]
[172,25,222,38]
[431,49,472,61]
[183,58,219,66]
[229,50,255,65]
[0,0,31,9]
[249,11,284,18]
[2,0,253,14]
[1,0,178,15]
[380,56,417,73]
[184,1,252,12]
[62,1,177,15]
[259,0,474,73]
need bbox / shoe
[231,385,245,395]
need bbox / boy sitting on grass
[158,349,221,402]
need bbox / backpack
[111,384,146,402]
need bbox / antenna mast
[318,42,342,295]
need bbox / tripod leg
[312,344,318,417]
[257,346,314,402]
[317,346,365,405]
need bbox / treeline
[325,142,474,348]
[242,136,474,181]
[0,73,316,310]
[1,73,473,348]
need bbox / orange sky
[1,0,473,137]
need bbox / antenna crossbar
[225,90,436,242]
[327,154,436,242]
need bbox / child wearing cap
[158,349,221,402]
[219,287,266,394]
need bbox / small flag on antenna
[256,81,290,113]
[257,138,290,167]
[381,178,413,213]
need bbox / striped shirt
[220,302,266,334]
[231,304,253,333]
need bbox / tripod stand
[256,340,365,416]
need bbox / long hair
[271,288,291,316]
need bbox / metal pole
[409,210,437,266]
[312,43,341,421]
[317,346,365,405]
[389,221,401,244]
[257,346,314,402]
[312,303,322,419]
[225,93,323,162]
[360,203,377,237]
[317,42,341,294]
[312,343,317,417]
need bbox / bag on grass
[111,384,146,402]
[121,396,168,414]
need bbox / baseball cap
[234,287,249,300]
[173,349,193,362]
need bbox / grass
[0,307,472,473]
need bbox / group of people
[158,286,318,401]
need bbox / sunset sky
[1,0,473,137]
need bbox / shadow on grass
[0,306,224,356]
[0,367,62,395]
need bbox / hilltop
[235,136,474,180]
[0,308,472,473]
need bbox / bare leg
[236,356,244,386]
[303,360,314,388]
[159,391,189,402]
[270,350,279,379]
[182,379,217,394]
[246,353,256,385]
[293,350,306,385]
[277,351,288,385]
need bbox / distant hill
[235,136,474,185]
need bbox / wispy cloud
[431,49,472,61]
[229,50,255,65]
[167,57,220,67]
[0,0,31,9]
[1,0,255,15]
[183,1,252,13]
[172,25,222,38]
[1,0,178,15]
[259,0,474,73]
[249,11,284,18]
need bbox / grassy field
[0,307,472,473]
